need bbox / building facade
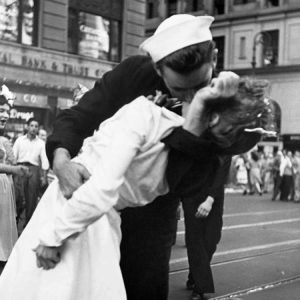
[145,0,300,151]
[0,0,146,139]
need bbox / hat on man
[140,14,214,63]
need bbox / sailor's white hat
[140,14,214,63]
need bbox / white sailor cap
[140,14,214,63]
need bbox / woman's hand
[33,244,62,270]
[195,196,214,218]
[53,148,91,199]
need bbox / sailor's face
[159,63,213,103]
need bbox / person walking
[249,151,263,195]
[182,156,231,300]
[235,154,249,194]
[271,150,283,201]
[280,150,294,201]
[13,118,49,225]
[292,151,300,202]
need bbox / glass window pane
[22,0,35,45]
[78,12,110,60]
[0,0,19,42]
[68,8,79,54]
[110,20,120,62]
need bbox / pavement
[213,276,300,300]
[169,192,300,300]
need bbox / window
[68,9,121,62]
[263,30,278,66]
[234,0,256,4]
[266,0,279,7]
[239,36,246,59]
[184,0,204,12]
[167,0,177,16]
[214,0,225,14]
[214,36,225,71]
[0,0,39,46]
[146,0,159,19]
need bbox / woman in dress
[0,75,276,300]
[249,150,263,195]
[0,86,28,270]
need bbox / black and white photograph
[0,1,300,299]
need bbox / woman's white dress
[0,137,18,261]
[0,97,184,300]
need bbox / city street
[169,192,300,300]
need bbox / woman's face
[159,63,213,103]
[0,103,10,130]
[209,116,238,148]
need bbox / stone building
[145,0,300,151]
[0,0,146,139]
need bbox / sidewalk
[213,276,300,300]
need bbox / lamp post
[251,31,273,71]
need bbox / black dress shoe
[191,290,205,300]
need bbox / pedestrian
[0,85,28,271]
[13,118,49,225]
[261,153,273,193]
[45,14,275,300]
[38,128,50,198]
[292,151,300,202]
[38,128,47,142]
[279,149,293,201]
[0,76,275,300]
[271,150,283,201]
[235,154,249,195]
[182,156,231,300]
[249,151,263,195]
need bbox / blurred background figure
[279,149,293,201]
[249,151,262,195]
[235,154,249,195]
[271,151,283,201]
[292,151,300,203]
[261,153,274,194]
[38,128,47,142]
[38,128,49,198]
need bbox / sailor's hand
[195,196,214,218]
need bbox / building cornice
[231,65,300,76]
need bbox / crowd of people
[0,13,281,300]
[233,149,300,202]
[0,103,50,270]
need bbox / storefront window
[0,0,38,46]
[68,9,121,62]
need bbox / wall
[122,0,146,58]
[40,0,68,51]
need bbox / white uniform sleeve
[38,98,151,247]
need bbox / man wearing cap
[46,14,229,300]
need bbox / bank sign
[0,41,114,79]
